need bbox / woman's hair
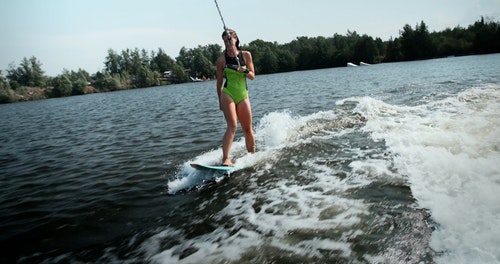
[222,29,240,50]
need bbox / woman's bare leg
[237,98,255,153]
[220,93,237,165]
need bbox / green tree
[312,36,336,68]
[353,34,379,64]
[0,88,15,103]
[120,49,132,74]
[72,78,87,95]
[469,16,500,54]
[203,44,224,64]
[288,36,315,70]
[0,73,15,103]
[0,71,8,90]
[90,71,108,91]
[51,75,72,97]
[170,63,188,83]
[189,49,209,78]
[259,48,279,74]
[400,21,436,60]
[58,68,90,95]
[247,39,281,74]
[276,48,296,72]
[341,31,362,64]
[176,46,216,78]
[108,73,124,91]
[135,65,157,87]
[384,37,404,62]
[150,48,176,73]
[176,47,191,69]
[416,21,436,58]
[6,56,46,88]
[330,33,350,66]
[90,71,122,91]
[104,49,121,74]
[400,24,417,60]
[140,48,150,67]
[433,26,473,56]
[130,48,143,76]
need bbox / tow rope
[214,0,242,68]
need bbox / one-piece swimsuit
[222,51,248,104]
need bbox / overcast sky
[1,0,499,76]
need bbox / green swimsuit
[222,52,248,104]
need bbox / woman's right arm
[216,55,225,110]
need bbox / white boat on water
[347,62,372,67]
[190,76,203,82]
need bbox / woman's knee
[226,122,238,134]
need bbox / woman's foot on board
[221,159,234,167]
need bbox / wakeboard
[190,163,237,173]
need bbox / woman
[216,29,256,166]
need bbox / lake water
[1,54,499,263]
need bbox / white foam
[254,110,298,149]
[167,110,341,194]
[271,237,353,259]
[159,109,375,262]
[158,172,368,263]
[347,87,500,263]
[349,158,397,179]
[166,149,223,194]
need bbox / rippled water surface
[1,54,499,263]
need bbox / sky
[1,0,499,76]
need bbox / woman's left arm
[242,51,255,80]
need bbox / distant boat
[189,76,203,82]
[360,62,371,66]
[347,62,358,67]
[163,71,173,78]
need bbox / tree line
[1,17,499,103]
